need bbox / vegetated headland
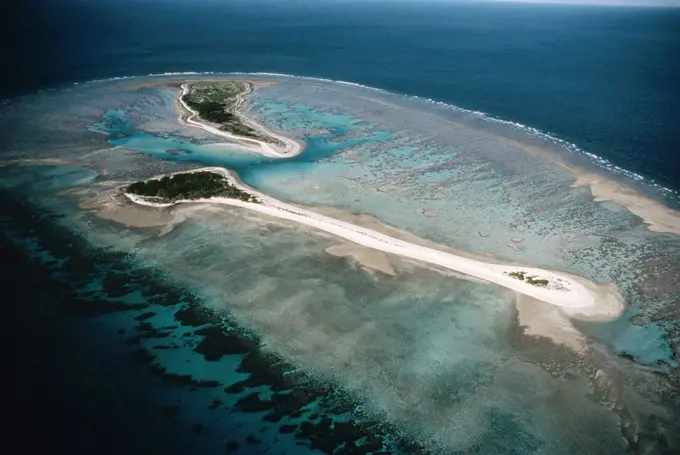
[126,171,261,204]
[178,80,303,158]
[181,81,277,143]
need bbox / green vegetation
[188,99,238,125]
[182,81,276,142]
[126,171,261,204]
[509,271,525,281]
[507,271,549,287]
[527,277,549,287]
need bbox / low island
[181,81,274,141]
[126,170,261,204]
[177,80,304,158]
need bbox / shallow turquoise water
[5,1,680,452]
[1,76,679,454]
[75,82,680,374]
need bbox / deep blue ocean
[4,1,680,454]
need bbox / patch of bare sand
[309,209,491,280]
[230,198,486,281]
[325,243,396,276]
[516,295,587,353]
[303,205,506,263]
[233,173,627,309]
[517,277,625,353]
[489,135,680,236]
[91,179,136,187]
[79,190,193,236]
[571,172,680,236]
[559,276,625,322]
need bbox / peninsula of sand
[119,167,624,321]
[178,81,304,158]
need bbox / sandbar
[571,171,680,236]
[122,167,624,316]
[326,243,396,276]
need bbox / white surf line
[125,168,596,309]
[178,82,302,158]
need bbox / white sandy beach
[124,167,626,316]
[178,82,304,158]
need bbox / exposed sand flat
[177,82,305,158]
[123,167,626,315]
[80,191,193,236]
[316,202,625,342]
[303,206,493,262]
[326,243,396,276]
[571,172,680,236]
[516,294,587,353]
[516,278,625,353]
[557,277,625,321]
[488,134,680,237]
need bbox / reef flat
[2,74,679,454]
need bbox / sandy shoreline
[118,167,625,319]
[80,190,190,234]
[571,171,680,236]
[177,82,305,158]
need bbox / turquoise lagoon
[1,75,678,454]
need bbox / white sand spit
[178,82,304,158]
[125,167,615,311]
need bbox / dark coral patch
[193,326,257,361]
[162,404,180,417]
[224,441,240,452]
[279,424,297,434]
